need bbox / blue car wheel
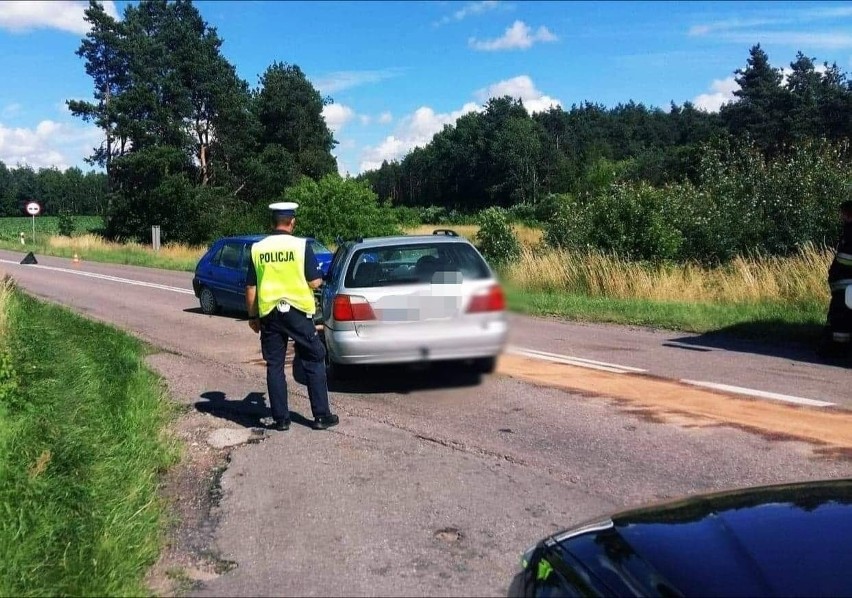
[199,287,219,315]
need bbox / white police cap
[269,201,299,217]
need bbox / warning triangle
[20,252,37,265]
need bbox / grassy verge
[0,233,203,272]
[0,280,179,595]
[505,284,826,343]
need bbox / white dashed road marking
[506,345,835,408]
[679,380,835,408]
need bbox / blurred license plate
[374,294,461,321]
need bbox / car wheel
[323,343,355,381]
[326,360,354,381]
[199,287,219,315]
[472,356,497,374]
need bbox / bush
[545,184,684,262]
[281,175,400,243]
[475,207,520,266]
[392,206,421,228]
[418,205,448,225]
[57,210,75,237]
[509,194,566,225]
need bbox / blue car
[192,234,333,315]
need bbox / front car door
[209,240,248,311]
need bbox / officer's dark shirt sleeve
[304,242,321,281]
[245,249,257,286]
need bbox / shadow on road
[194,390,317,429]
[183,307,248,321]
[292,356,485,394]
[195,391,267,427]
[666,320,850,368]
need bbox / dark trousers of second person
[260,306,331,422]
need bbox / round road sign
[26,201,41,216]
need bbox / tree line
[0,162,107,217]
[359,45,852,213]
[68,0,338,244]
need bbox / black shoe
[313,414,339,430]
[272,418,290,431]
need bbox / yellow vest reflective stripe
[251,235,316,316]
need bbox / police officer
[821,199,852,356]
[245,201,339,431]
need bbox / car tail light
[467,284,505,313]
[333,294,376,321]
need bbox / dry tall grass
[47,234,206,262]
[404,224,543,246]
[506,242,832,306]
[0,277,13,338]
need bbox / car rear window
[309,239,331,254]
[344,242,491,288]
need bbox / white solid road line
[0,258,195,295]
[679,380,835,408]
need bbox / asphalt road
[2,248,850,596]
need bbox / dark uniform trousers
[260,306,331,421]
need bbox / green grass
[504,283,827,344]
[4,242,201,272]
[0,216,104,242]
[0,289,179,596]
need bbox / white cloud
[313,69,402,94]
[0,119,102,169]
[0,0,119,35]
[378,112,393,124]
[475,75,561,113]
[357,75,559,172]
[322,103,355,134]
[360,102,480,172]
[1,103,22,118]
[688,17,789,36]
[359,115,372,125]
[434,0,503,26]
[721,31,852,49]
[692,77,739,112]
[469,20,558,51]
[688,6,852,49]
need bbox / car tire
[326,358,356,381]
[472,356,497,374]
[199,287,219,315]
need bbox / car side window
[328,244,349,284]
[241,243,253,274]
[209,244,224,265]
[215,242,243,270]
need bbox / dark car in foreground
[509,478,852,597]
[192,234,333,315]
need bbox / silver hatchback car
[319,230,508,377]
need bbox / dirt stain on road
[497,355,852,452]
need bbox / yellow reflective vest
[250,234,316,316]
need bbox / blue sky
[1,1,851,176]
